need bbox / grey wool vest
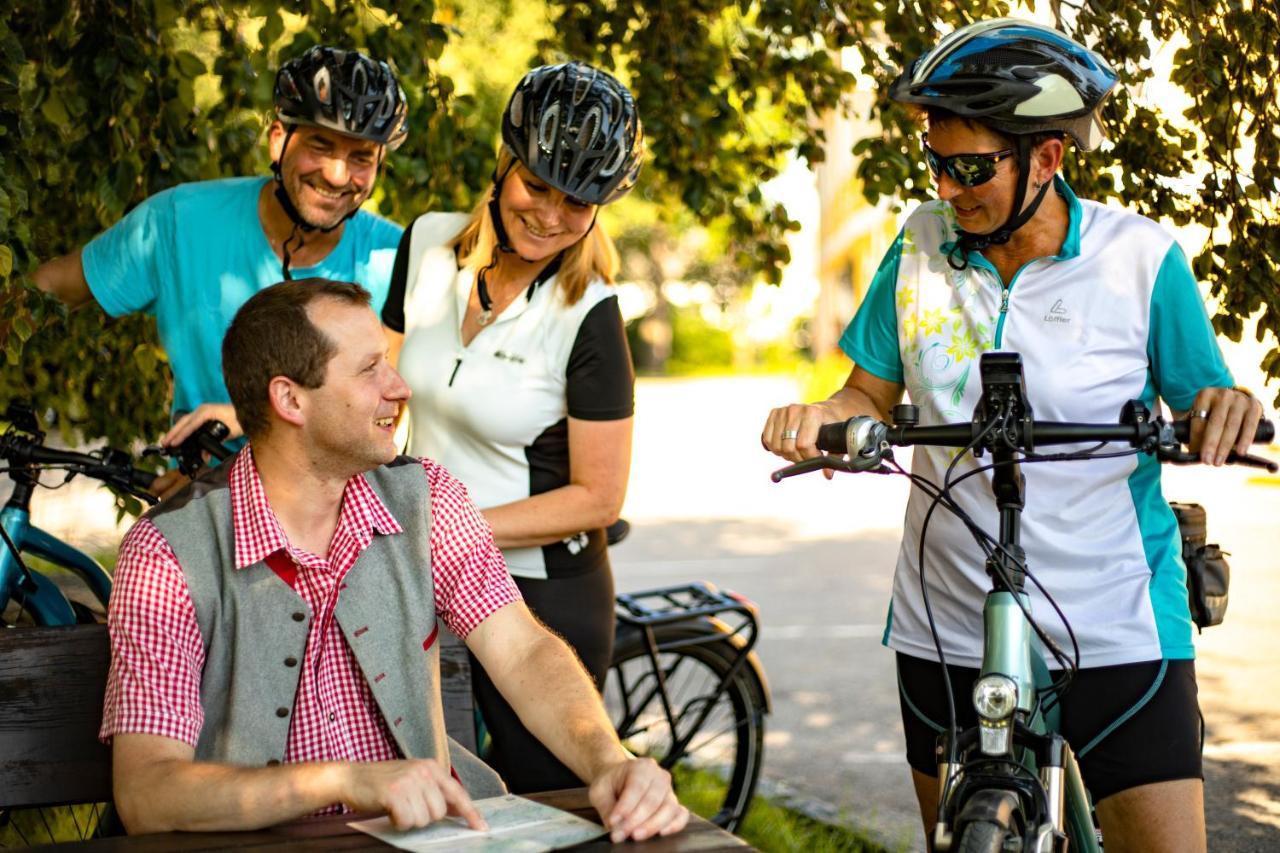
[147,453,504,797]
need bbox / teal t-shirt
[82,176,403,421]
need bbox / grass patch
[672,764,886,852]
[0,803,110,847]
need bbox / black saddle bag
[1169,501,1230,630]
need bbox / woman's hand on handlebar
[162,403,242,448]
[762,367,904,467]
[762,401,844,465]
[1185,386,1265,466]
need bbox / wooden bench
[0,624,114,811]
[0,623,479,814]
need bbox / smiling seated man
[99,278,688,842]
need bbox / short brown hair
[222,278,372,439]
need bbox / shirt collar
[230,445,404,570]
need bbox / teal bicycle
[772,352,1274,852]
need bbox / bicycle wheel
[606,624,765,832]
[956,820,1010,853]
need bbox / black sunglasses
[921,136,1015,188]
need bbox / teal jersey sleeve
[1147,242,1234,412]
[81,189,178,318]
[838,230,905,383]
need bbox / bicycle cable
[907,411,1002,779]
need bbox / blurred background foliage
[0,0,1277,455]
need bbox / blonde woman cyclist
[382,61,643,794]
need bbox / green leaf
[39,91,70,126]
[13,314,33,342]
[0,245,11,278]
[174,50,206,78]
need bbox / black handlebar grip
[196,420,233,462]
[1172,418,1274,445]
[816,421,849,454]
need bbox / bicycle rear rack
[616,581,760,651]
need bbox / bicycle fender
[956,788,1021,827]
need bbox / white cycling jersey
[385,214,634,580]
[841,179,1233,668]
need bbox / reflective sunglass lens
[951,156,996,187]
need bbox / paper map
[348,793,605,851]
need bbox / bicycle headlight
[973,674,1018,721]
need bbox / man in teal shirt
[34,46,406,467]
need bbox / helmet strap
[948,135,1052,271]
[488,159,520,256]
[279,222,304,281]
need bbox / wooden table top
[30,788,754,851]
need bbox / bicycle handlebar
[773,409,1277,483]
[816,417,1275,455]
[0,433,157,493]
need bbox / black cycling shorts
[897,653,1203,803]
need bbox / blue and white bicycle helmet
[890,18,1117,151]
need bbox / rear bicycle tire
[606,625,765,832]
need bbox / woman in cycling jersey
[382,61,642,793]
[761,19,1263,853]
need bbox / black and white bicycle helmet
[501,61,644,206]
[274,46,408,150]
[890,19,1118,264]
[268,46,408,274]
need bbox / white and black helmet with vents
[889,18,1118,151]
[274,46,408,150]
[502,62,644,205]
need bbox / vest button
[276,707,289,718]
[266,759,280,767]
[284,657,298,667]
[292,612,306,622]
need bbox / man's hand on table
[588,757,690,843]
[342,759,488,832]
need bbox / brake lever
[1157,446,1279,473]
[771,447,896,482]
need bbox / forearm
[32,248,94,309]
[116,756,348,834]
[495,630,631,783]
[824,383,895,423]
[483,483,623,549]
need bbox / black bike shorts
[897,653,1203,803]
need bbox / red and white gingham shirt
[100,448,520,768]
